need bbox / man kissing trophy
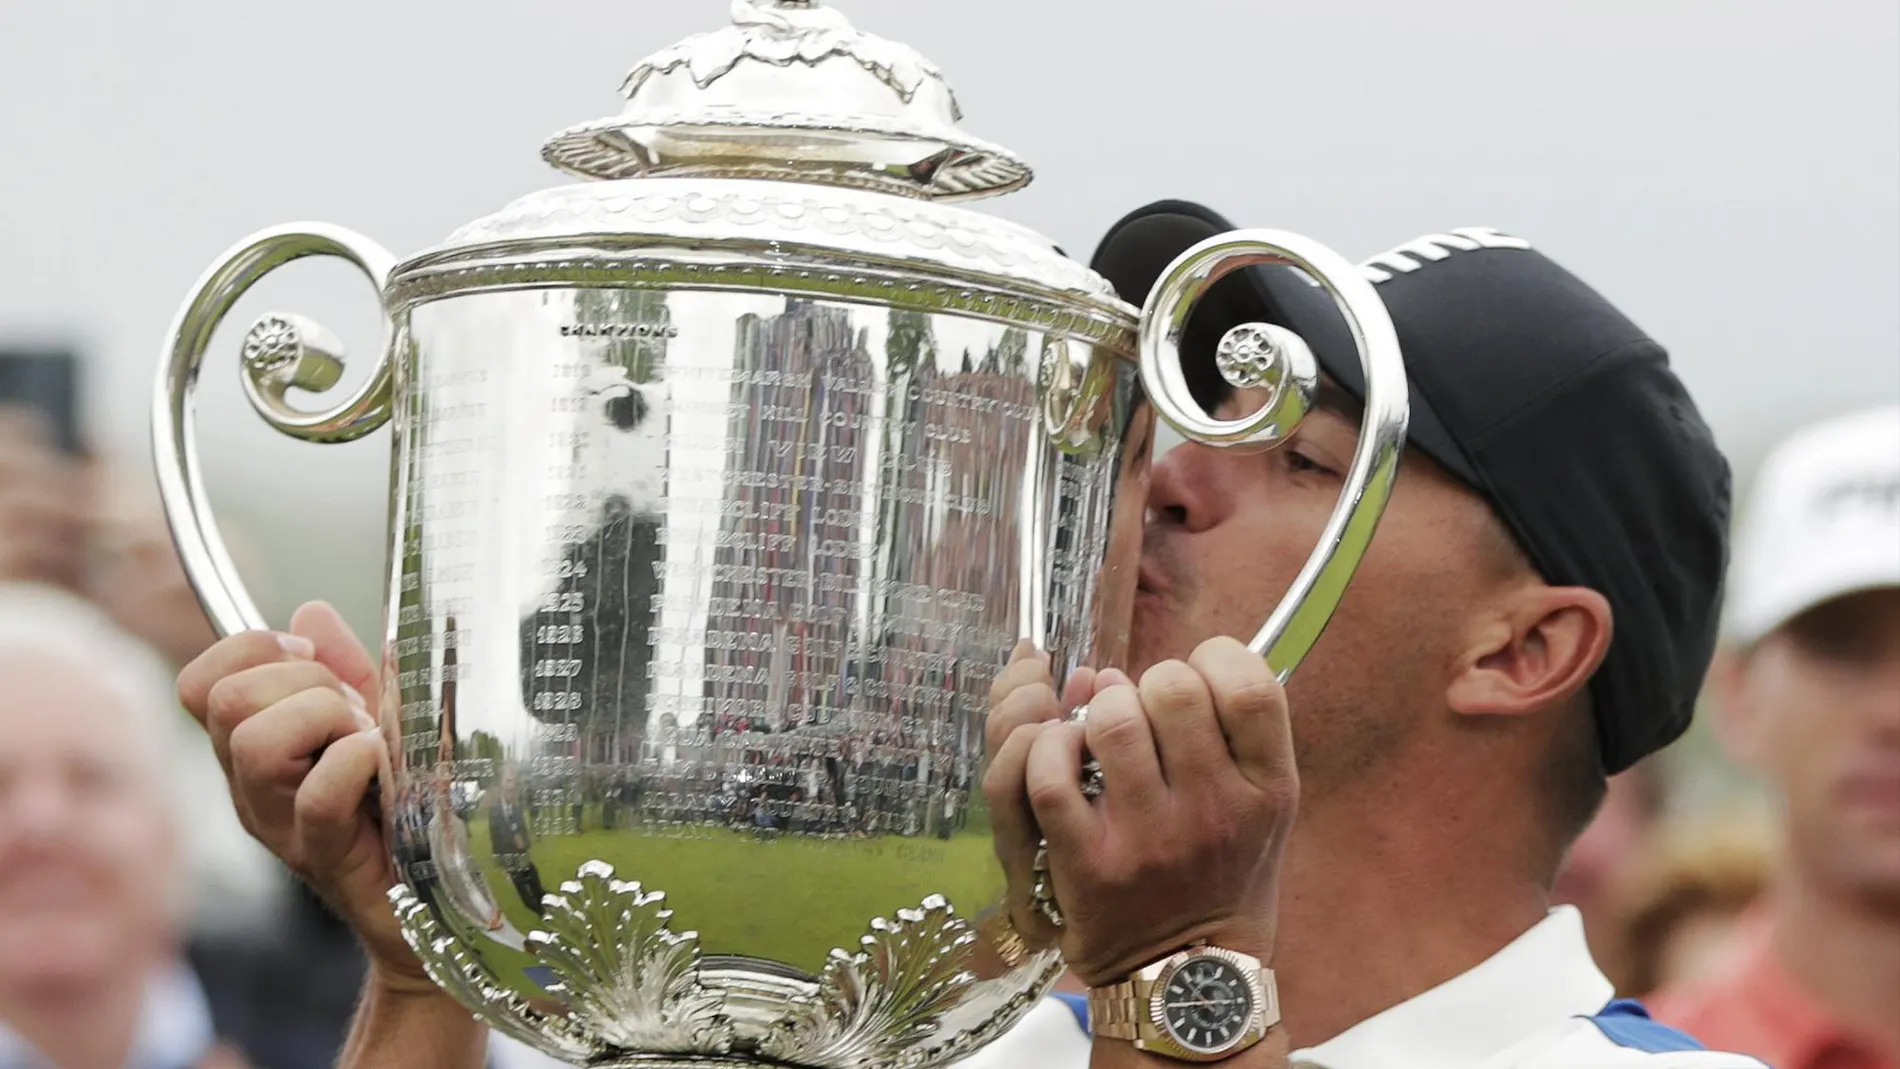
[152,2,1405,1066]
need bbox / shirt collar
[0,961,217,1069]
[1291,906,1613,1069]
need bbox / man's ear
[1705,646,1765,769]
[1447,586,1613,719]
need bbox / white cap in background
[1727,404,1900,645]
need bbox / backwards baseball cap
[1091,201,1733,775]
[1727,405,1900,646]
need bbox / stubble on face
[1126,393,1517,805]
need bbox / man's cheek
[1771,732,1838,819]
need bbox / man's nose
[1146,442,1220,534]
[1861,654,1900,733]
[0,775,76,842]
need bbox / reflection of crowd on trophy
[626,720,978,840]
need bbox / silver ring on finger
[1072,705,1105,800]
[1030,840,1065,928]
[1080,756,1105,799]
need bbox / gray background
[2,0,1895,639]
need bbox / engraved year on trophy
[152,2,1407,1066]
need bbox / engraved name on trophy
[153,2,1407,1065]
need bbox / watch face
[1159,954,1256,1054]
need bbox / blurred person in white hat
[1651,404,1900,1069]
[0,583,285,1069]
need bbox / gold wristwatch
[1088,945,1278,1063]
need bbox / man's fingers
[0,483,83,525]
[988,640,1053,708]
[0,541,78,583]
[984,678,1063,758]
[206,659,353,734]
[0,405,59,447]
[179,631,316,725]
[982,720,1046,866]
[0,482,87,584]
[1189,637,1296,796]
[227,686,372,803]
[295,729,388,877]
[0,412,69,480]
[983,721,1052,935]
[1025,721,1096,847]
[1137,659,1229,788]
[292,602,378,708]
[1082,681,1167,816]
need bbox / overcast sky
[1,0,1895,632]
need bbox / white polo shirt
[949,907,1769,1068]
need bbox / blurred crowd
[0,411,371,1069]
[1,392,1897,1069]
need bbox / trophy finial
[541,2,1030,200]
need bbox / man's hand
[176,600,432,995]
[0,408,87,589]
[982,641,1095,953]
[87,504,220,668]
[983,637,1298,989]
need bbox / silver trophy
[153,3,1406,1066]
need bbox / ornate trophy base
[393,860,1052,1068]
[584,1060,781,1069]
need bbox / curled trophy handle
[1032,233,1408,931]
[152,223,398,638]
[1140,229,1409,682]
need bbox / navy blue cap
[1091,201,1733,775]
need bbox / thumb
[291,602,379,708]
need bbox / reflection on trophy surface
[154,1,1405,1065]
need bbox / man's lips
[0,862,107,909]
[1839,755,1900,822]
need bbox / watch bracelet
[1087,980,1149,1041]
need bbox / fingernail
[1097,668,1134,688]
[277,633,316,660]
[345,686,374,730]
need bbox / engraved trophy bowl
[152,3,1407,1066]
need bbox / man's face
[1722,589,1900,908]
[1130,383,1521,796]
[0,650,178,991]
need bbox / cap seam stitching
[1460,337,1661,448]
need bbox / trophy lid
[402,1,1128,317]
[540,0,1031,201]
